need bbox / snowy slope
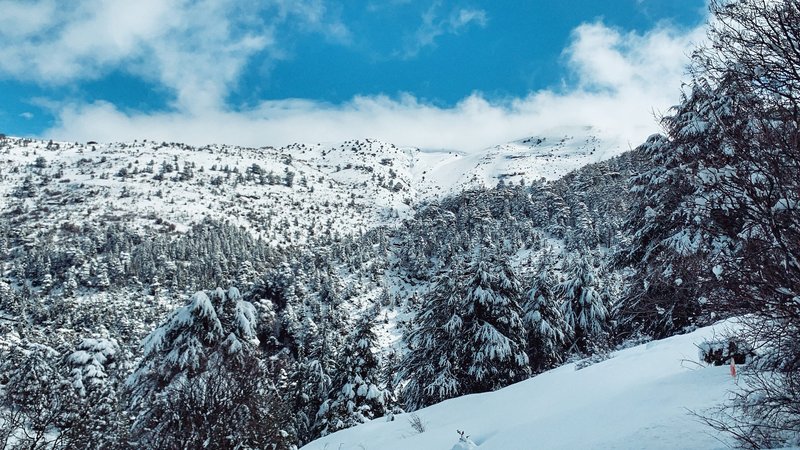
[411,126,628,198]
[0,127,626,253]
[302,322,739,450]
[0,137,417,247]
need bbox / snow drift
[302,322,739,450]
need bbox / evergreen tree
[401,261,467,410]
[461,247,530,394]
[0,340,77,449]
[317,314,396,435]
[0,280,14,314]
[523,250,568,372]
[559,251,611,354]
[126,287,292,449]
[61,336,128,448]
[63,268,79,297]
[292,354,333,443]
[618,125,710,339]
[402,246,530,409]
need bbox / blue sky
[0,0,708,150]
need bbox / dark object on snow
[698,338,754,366]
[87,141,98,145]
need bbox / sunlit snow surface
[303,322,740,450]
[409,125,627,198]
[0,125,624,246]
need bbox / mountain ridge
[0,126,626,244]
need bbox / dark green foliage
[402,246,530,410]
[126,287,295,449]
[523,250,568,372]
[316,314,396,436]
[559,251,611,354]
[400,262,465,409]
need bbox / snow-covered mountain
[0,126,625,245]
[0,129,657,449]
[413,126,627,195]
[303,321,737,450]
[5,2,799,446]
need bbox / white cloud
[565,22,699,93]
[19,112,34,120]
[0,0,59,38]
[271,0,352,43]
[43,18,706,153]
[10,2,706,153]
[0,0,350,112]
[450,8,488,29]
[402,3,488,58]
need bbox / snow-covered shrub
[697,338,754,366]
[408,413,426,434]
[451,430,477,450]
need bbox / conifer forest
[1,1,799,448]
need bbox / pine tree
[126,287,291,449]
[61,336,127,448]
[618,119,710,339]
[292,354,333,443]
[63,267,79,297]
[0,340,77,449]
[401,261,466,410]
[402,246,530,409]
[0,279,14,313]
[317,314,395,435]
[310,300,346,438]
[461,247,530,394]
[523,250,568,372]
[559,251,610,354]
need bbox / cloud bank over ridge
[0,1,706,151]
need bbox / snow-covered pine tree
[401,260,466,410]
[461,245,530,394]
[291,351,333,443]
[63,267,78,297]
[0,279,15,314]
[286,276,350,443]
[523,249,569,372]
[566,196,598,249]
[402,244,530,409]
[61,336,127,448]
[0,340,77,449]
[126,287,291,449]
[559,251,611,354]
[544,189,570,239]
[618,125,710,339]
[316,314,396,436]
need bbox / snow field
[303,322,738,450]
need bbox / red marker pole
[730,359,737,378]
